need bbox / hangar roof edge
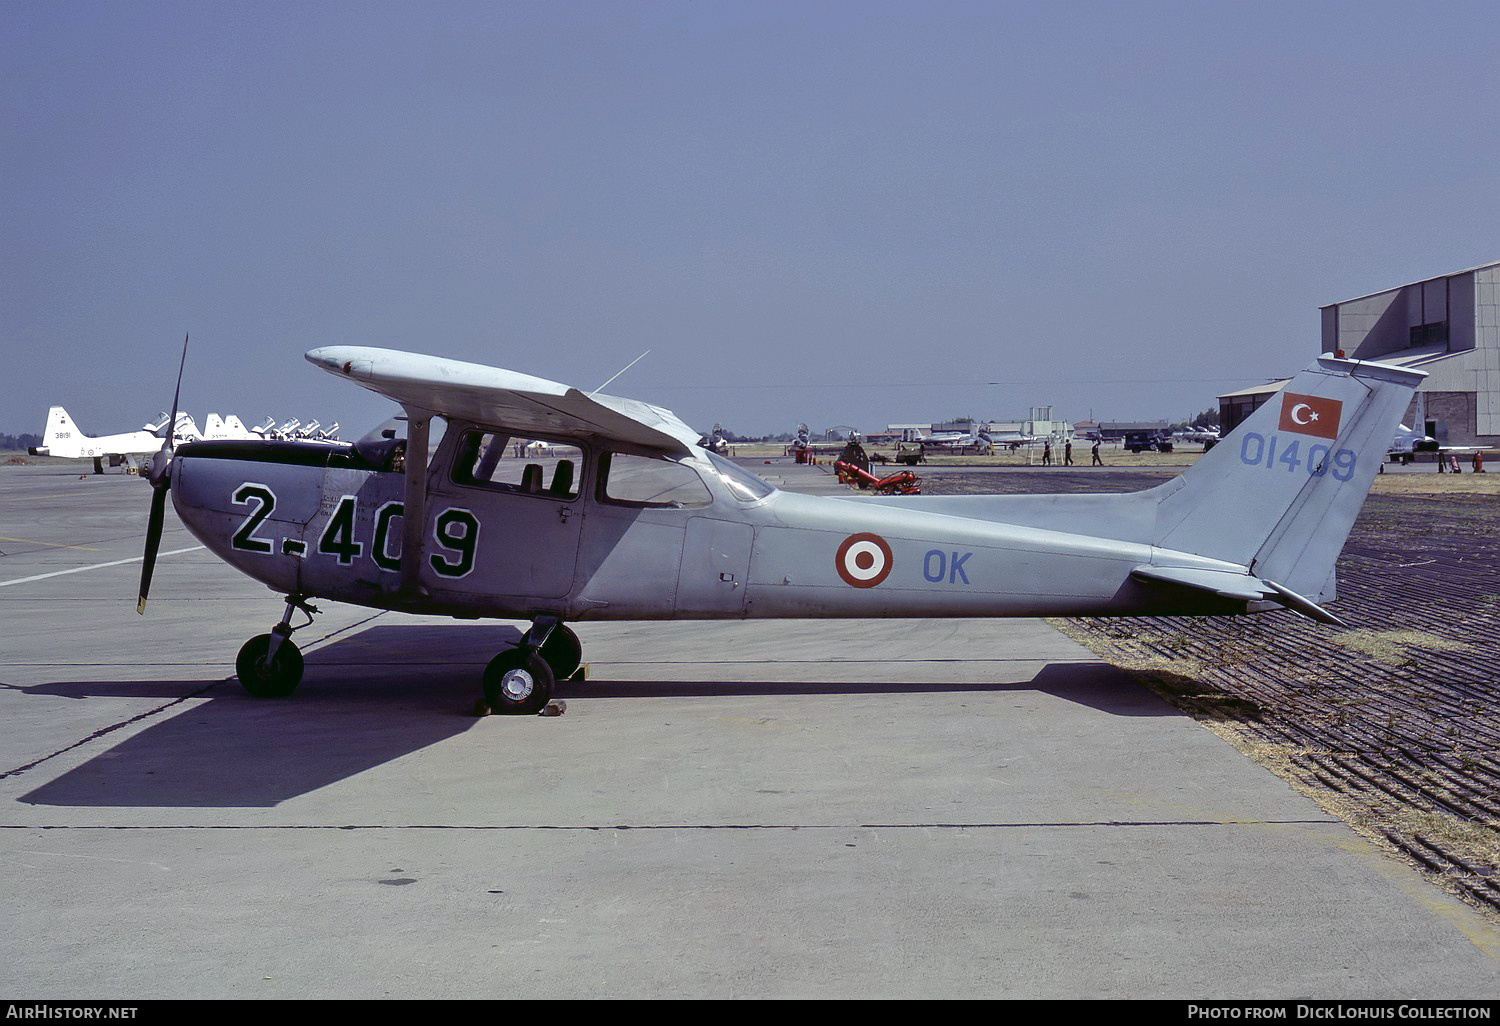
[1321,258,1500,309]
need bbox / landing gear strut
[481,618,581,715]
[236,595,318,697]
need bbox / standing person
[1042,441,1052,466]
[1064,440,1074,466]
[1091,439,1103,466]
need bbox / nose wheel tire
[236,634,305,697]
[483,650,555,715]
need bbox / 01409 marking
[1239,431,1356,481]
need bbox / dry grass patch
[1330,628,1471,667]
[1388,810,1500,866]
[1370,471,1500,496]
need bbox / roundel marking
[836,532,893,588]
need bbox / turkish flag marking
[1278,392,1342,440]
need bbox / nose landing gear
[236,595,318,697]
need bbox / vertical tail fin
[40,406,85,457]
[1151,355,1423,603]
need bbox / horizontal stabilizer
[1130,565,1347,627]
[1261,578,1348,628]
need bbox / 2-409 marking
[228,484,480,578]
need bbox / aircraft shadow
[554,662,1165,715]
[17,625,1168,809]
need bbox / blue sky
[4,0,1498,439]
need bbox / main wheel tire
[236,634,304,698]
[537,624,583,681]
[482,649,555,715]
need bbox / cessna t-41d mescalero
[134,346,1423,714]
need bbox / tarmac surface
[2,459,1498,999]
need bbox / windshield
[704,451,775,502]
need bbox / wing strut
[590,349,650,396]
[400,408,433,598]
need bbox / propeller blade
[138,333,189,614]
[137,482,167,614]
[165,333,188,451]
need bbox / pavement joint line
[6,656,1102,672]
[296,610,392,652]
[0,678,230,781]
[597,657,1106,665]
[0,616,389,771]
[0,535,101,552]
[0,819,1342,831]
[0,545,206,588]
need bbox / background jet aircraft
[28,406,194,474]
[1387,424,1484,464]
[203,414,253,440]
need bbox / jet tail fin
[1149,354,1423,604]
[36,406,85,458]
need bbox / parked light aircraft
[925,427,994,454]
[134,346,1423,713]
[1174,426,1221,445]
[988,430,1036,451]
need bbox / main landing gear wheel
[236,634,305,697]
[538,624,583,681]
[483,649,555,716]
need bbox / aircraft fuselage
[171,432,1252,626]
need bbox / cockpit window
[600,452,712,508]
[452,431,582,500]
[704,451,775,502]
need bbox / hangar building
[1220,260,1500,447]
[1322,260,1500,447]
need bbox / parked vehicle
[1124,430,1173,454]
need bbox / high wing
[306,346,701,454]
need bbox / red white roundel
[835,532,893,588]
